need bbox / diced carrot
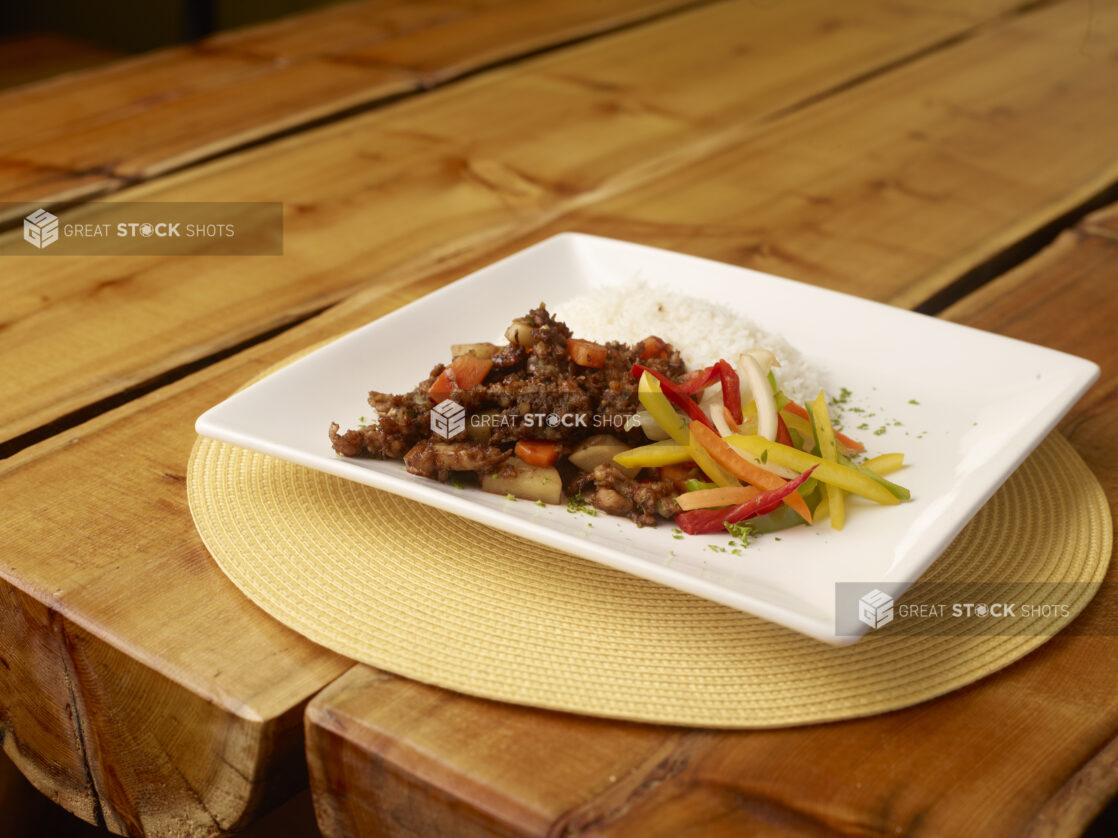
[689,421,813,524]
[677,486,761,512]
[781,401,865,452]
[428,355,493,402]
[515,439,560,467]
[567,338,608,368]
[636,336,670,360]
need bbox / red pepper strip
[674,465,818,535]
[677,365,718,395]
[776,413,794,447]
[631,364,717,431]
[715,359,743,424]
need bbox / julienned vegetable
[675,466,818,535]
[637,372,740,488]
[677,485,760,512]
[809,389,844,531]
[622,360,910,540]
[612,439,692,468]
[737,353,777,441]
[688,420,813,524]
[632,364,717,432]
[726,435,907,504]
[782,401,865,453]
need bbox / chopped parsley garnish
[505,493,517,501]
[760,449,769,464]
[450,479,464,490]
[566,494,598,516]
[535,499,546,507]
[724,521,755,544]
[908,399,920,405]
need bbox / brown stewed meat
[329,303,685,522]
[403,440,510,481]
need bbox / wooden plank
[0,34,118,92]
[0,0,706,208]
[302,224,1118,837]
[0,359,353,835]
[1081,202,1118,239]
[547,0,1118,310]
[0,0,1055,448]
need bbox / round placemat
[187,429,1110,727]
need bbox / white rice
[553,282,821,404]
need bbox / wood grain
[302,221,1118,837]
[548,0,1118,309]
[0,376,352,833]
[0,0,705,209]
[0,33,118,92]
[0,0,1070,449]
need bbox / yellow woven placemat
[187,430,1110,728]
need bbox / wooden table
[1,0,1116,835]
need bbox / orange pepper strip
[689,421,813,524]
[677,486,761,512]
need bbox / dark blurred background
[0,0,338,90]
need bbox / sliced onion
[738,353,777,441]
[745,348,779,371]
[632,410,671,440]
[699,385,734,437]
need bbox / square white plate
[196,233,1098,644]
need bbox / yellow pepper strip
[810,390,844,531]
[612,440,691,469]
[863,453,904,476]
[638,373,740,488]
[779,408,814,450]
[725,435,901,505]
[814,495,830,524]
